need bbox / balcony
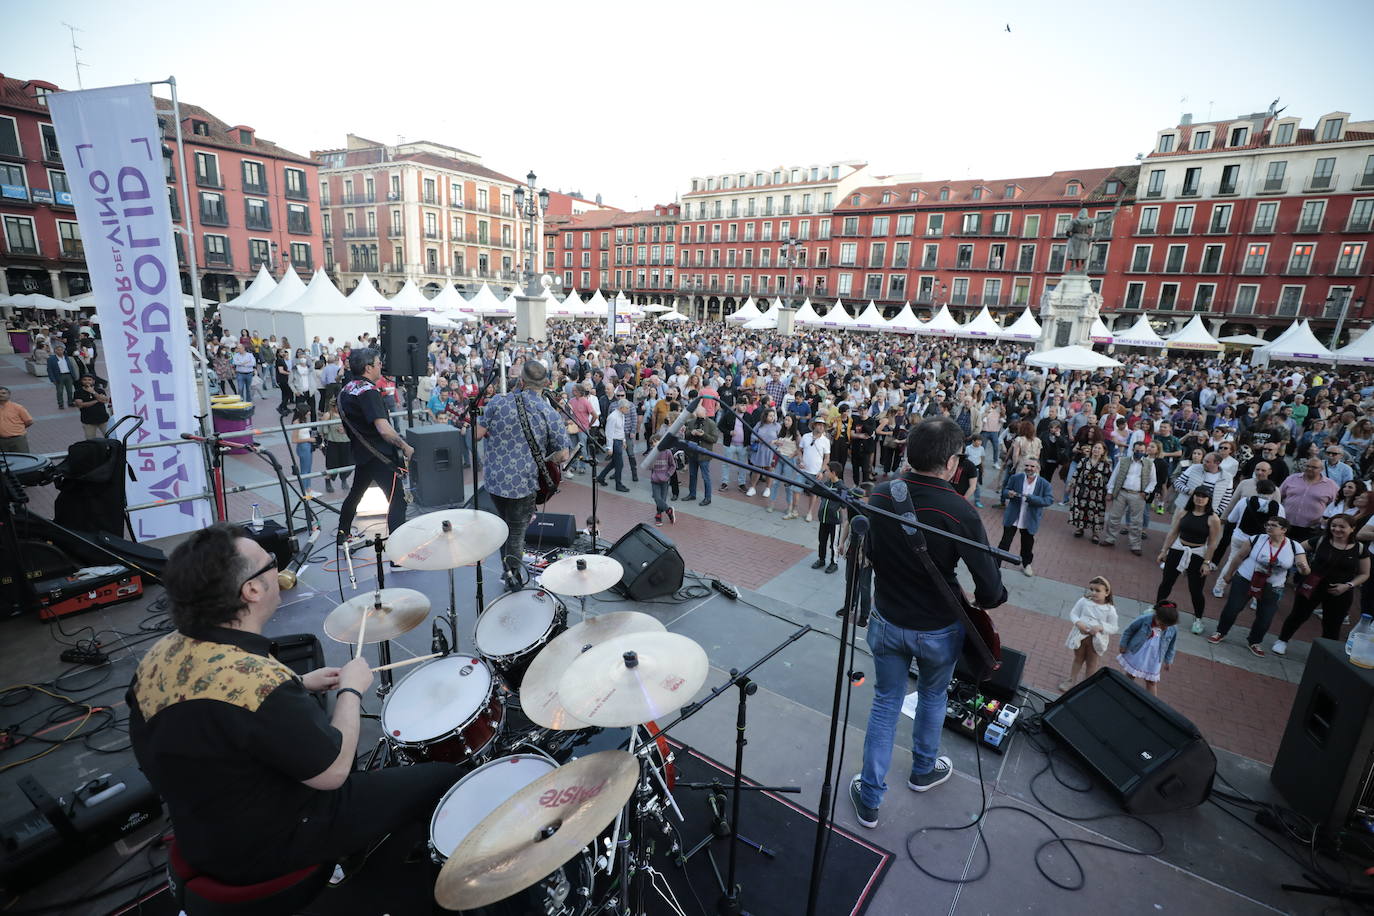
[422,194,439,205]
[1257,177,1289,195]
[340,192,375,205]
[1303,173,1338,193]
[60,240,84,259]
[892,257,910,269]
[1355,171,1374,190]
[1086,258,1108,274]
[284,186,309,202]
[381,263,406,274]
[1170,223,1194,236]
[196,173,223,189]
[245,215,271,231]
[1294,220,1324,234]
[1142,185,1165,199]
[204,250,232,268]
[1331,262,1363,277]
[1250,221,1277,235]
[954,258,973,270]
[199,208,228,227]
[1016,259,1036,273]
[1283,262,1313,276]
[924,228,943,237]
[388,226,405,238]
[1345,218,1373,233]
[243,181,268,196]
[1240,262,1268,275]
[1213,180,1239,197]
[424,230,441,239]
[1178,183,1202,198]
[1206,220,1231,235]
[352,262,380,273]
[338,227,378,239]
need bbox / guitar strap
[872,479,1000,677]
[514,392,555,494]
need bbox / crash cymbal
[557,632,707,728]
[538,554,624,597]
[385,509,508,569]
[435,749,638,911]
[521,612,667,730]
[322,588,430,644]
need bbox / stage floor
[0,548,1366,915]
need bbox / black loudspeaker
[1042,668,1216,814]
[378,314,429,378]
[1271,638,1374,834]
[956,646,1026,703]
[406,424,466,507]
[605,523,685,601]
[526,513,577,548]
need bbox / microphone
[431,620,450,657]
[638,396,701,472]
[278,527,320,590]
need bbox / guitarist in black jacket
[335,348,414,545]
[849,416,1007,829]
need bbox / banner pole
[162,75,212,434]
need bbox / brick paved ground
[2,347,1317,765]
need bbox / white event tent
[1254,320,1334,364]
[1111,314,1166,348]
[919,305,961,337]
[999,308,1041,341]
[346,276,393,324]
[816,301,856,329]
[743,310,779,330]
[389,279,434,312]
[886,302,924,334]
[1089,317,1113,344]
[274,269,377,346]
[218,266,277,331]
[428,282,471,323]
[1164,315,1222,351]
[658,310,690,321]
[241,268,307,338]
[727,297,763,324]
[1,292,69,311]
[853,301,890,331]
[1026,345,1123,371]
[1218,333,1269,348]
[1334,329,1374,365]
[792,299,823,326]
[957,306,1002,339]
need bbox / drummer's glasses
[241,559,279,591]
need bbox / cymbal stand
[439,518,461,650]
[371,534,394,696]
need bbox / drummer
[0,387,35,453]
[127,523,456,886]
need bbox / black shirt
[338,378,394,464]
[867,472,1007,631]
[74,384,109,425]
[127,626,340,875]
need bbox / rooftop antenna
[62,22,87,89]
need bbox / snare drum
[379,656,504,764]
[475,589,567,688]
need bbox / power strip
[60,648,108,666]
[711,579,739,600]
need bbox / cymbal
[386,509,508,569]
[557,632,707,728]
[520,612,667,730]
[322,588,430,644]
[435,749,638,911]
[538,554,624,597]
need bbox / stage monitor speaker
[406,424,466,507]
[606,523,685,601]
[1042,668,1216,814]
[1271,638,1374,834]
[526,513,577,549]
[953,646,1026,703]
[378,314,429,378]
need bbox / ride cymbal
[520,612,667,729]
[434,749,638,910]
[557,632,707,728]
[386,509,508,569]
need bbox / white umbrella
[642,302,672,313]
[657,310,690,321]
[1218,333,1268,347]
[1025,345,1122,371]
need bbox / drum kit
[320,508,712,913]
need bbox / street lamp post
[512,170,550,298]
[1326,287,1362,351]
[781,235,801,308]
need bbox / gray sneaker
[908,756,953,792]
[849,775,878,828]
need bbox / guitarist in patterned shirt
[849,416,1007,829]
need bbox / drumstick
[370,652,440,673]
[354,606,370,659]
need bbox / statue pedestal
[515,294,547,343]
[1037,274,1103,350]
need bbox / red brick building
[546,204,680,302]
[829,168,1133,323]
[0,73,323,303]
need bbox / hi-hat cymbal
[386,509,508,569]
[557,632,707,728]
[521,612,667,730]
[323,588,430,644]
[538,554,624,597]
[435,749,638,911]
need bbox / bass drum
[430,752,593,916]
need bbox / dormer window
[1321,117,1345,141]
[1158,134,1176,153]
[1066,181,1081,197]
[1192,130,1211,150]
[32,86,50,107]
[238,129,253,145]
[1003,184,1017,199]
[908,189,920,202]
[192,120,210,136]
[1272,122,1295,145]
[850,194,860,206]
[881,191,893,204]
[938,187,950,201]
[1105,179,1121,195]
[1228,126,1249,147]
[972,187,983,200]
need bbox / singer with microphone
[334,348,414,545]
[127,524,456,886]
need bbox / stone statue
[1064,204,1120,274]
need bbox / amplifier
[34,568,144,620]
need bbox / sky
[7,0,1374,210]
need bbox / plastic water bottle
[250,503,263,532]
[1348,615,1374,669]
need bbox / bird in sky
[1005,23,1011,32]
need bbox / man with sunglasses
[127,524,455,886]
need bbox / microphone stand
[457,352,504,610]
[545,390,607,550]
[656,398,1020,916]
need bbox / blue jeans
[859,615,963,809]
[295,441,313,479]
[980,431,1000,463]
[651,480,670,513]
[687,454,712,497]
[722,444,749,485]
[769,461,799,508]
[236,372,254,401]
[1216,578,1285,646]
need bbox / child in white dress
[1059,576,1119,690]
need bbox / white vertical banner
[48,83,211,540]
